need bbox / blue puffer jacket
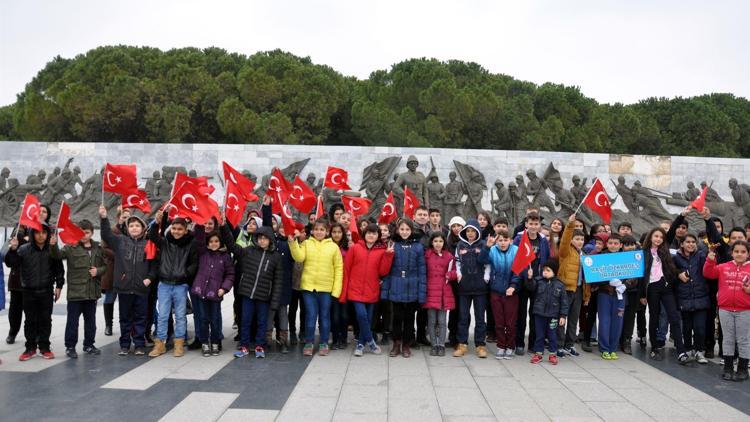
[381,237,427,304]
[672,249,710,311]
[479,244,521,295]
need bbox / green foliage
[1,45,748,157]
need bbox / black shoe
[188,340,203,351]
[438,346,446,356]
[290,332,299,345]
[723,356,735,381]
[581,342,592,353]
[65,348,78,359]
[429,345,438,356]
[735,358,749,382]
[638,337,647,350]
[118,347,130,356]
[5,334,15,344]
[650,348,664,361]
[622,341,632,355]
[704,349,714,359]
[104,325,113,336]
[677,352,693,365]
[515,346,525,356]
[133,347,145,356]
[83,346,101,355]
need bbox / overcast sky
[1,0,748,106]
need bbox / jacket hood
[253,226,277,251]
[459,219,482,245]
[126,216,148,240]
[29,223,51,249]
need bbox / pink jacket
[423,249,458,310]
[703,258,750,312]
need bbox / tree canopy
[2,45,748,157]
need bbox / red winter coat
[703,258,750,312]
[340,240,394,304]
[423,249,458,310]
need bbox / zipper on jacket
[250,251,266,298]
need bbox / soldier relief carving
[1,155,747,236]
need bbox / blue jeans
[597,292,625,353]
[302,291,332,344]
[104,289,117,305]
[196,298,223,344]
[533,315,558,353]
[240,296,269,347]
[458,294,487,346]
[156,283,189,341]
[190,291,203,341]
[352,302,375,345]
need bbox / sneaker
[354,344,365,357]
[622,342,633,355]
[368,340,382,355]
[610,352,619,360]
[495,348,505,360]
[6,334,16,344]
[303,343,314,356]
[549,354,559,365]
[438,346,446,357]
[318,343,329,356]
[567,347,580,357]
[556,350,566,358]
[104,325,113,336]
[677,352,692,365]
[40,350,55,359]
[694,351,708,364]
[134,347,145,356]
[118,348,130,356]
[65,348,78,359]
[515,346,526,356]
[234,347,250,358]
[504,348,514,360]
[83,346,101,355]
[581,342,592,353]
[650,348,664,361]
[602,352,611,360]
[19,349,35,361]
[255,346,265,358]
[530,353,543,364]
[202,344,211,357]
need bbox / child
[192,225,235,357]
[525,259,569,365]
[479,229,520,359]
[5,223,65,361]
[703,240,750,381]
[49,220,107,358]
[330,223,350,349]
[589,233,626,360]
[672,233,710,364]
[423,232,457,356]
[381,218,426,358]
[97,205,155,356]
[619,235,645,355]
[556,213,586,357]
[340,224,394,356]
[453,219,489,358]
[289,219,344,356]
[226,225,283,359]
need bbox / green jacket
[51,241,107,301]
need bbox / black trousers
[646,279,685,354]
[621,291,644,344]
[706,279,720,354]
[22,289,54,352]
[65,300,97,348]
[448,282,460,344]
[584,291,599,343]
[416,308,427,340]
[516,287,536,349]
[371,299,392,335]
[392,302,418,342]
[288,289,306,338]
[8,289,24,337]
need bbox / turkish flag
[280,201,304,237]
[378,192,397,225]
[19,193,42,232]
[314,194,325,220]
[224,183,248,227]
[403,186,420,219]
[223,161,258,202]
[581,178,612,224]
[289,176,317,214]
[103,164,138,195]
[56,202,85,245]
[342,196,372,217]
[511,230,537,275]
[122,189,152,214]
[173,172,215,197]
[324,166,351,190]
[266,168,292,214]
[167,181,220,225]
[690,185,708,212]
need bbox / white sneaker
[495,348,504,360]
[695,351,708,364]
[504,348,514,360]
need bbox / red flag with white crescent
[103,164,138,195]
[280,200,304,237]
[314,194,325,220]
[342,196,372,217]
[289,176,317,214]
[122,189,152,214]
[224,183,247,227]
[690,185,708,212]
[166,182,220,225]
[56,202,85,245]
[266,168,292,214]
[222,161,258,202]
[403,185,420,219]
[581,178,612,224]
[323,166,351,190]
[19,193,42,231]
[378,192,397,225]
[511,230,537,275]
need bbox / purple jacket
[191,249,235,302]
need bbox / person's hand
[155,209,164,223]
[218,289,226,297]
[54,288,62,302]
[263,194,272,206]
[486,235,497,247]
[88,267,98,277]
[99,205,107,218]
[386,241,395,253]
[49,233,57,246]
[457,274,462,282]
[559,317,566,326]
[287,234,296,242]
[640,298,647,306]
[9,237,18,250]
[707,250,716,261]
[143,279,152,287]
[568,213,576,223]
[584,300,589,306]
[678,272,689,283]
[527,268,533,279]
[506,287,515,296]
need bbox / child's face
[594,240,604,253]
[207,236,221,251]
[572,235,585,250]
[497,236,511,251]
[128,221,143,238]
[170,223,187,240]
[573,220,584,231]
[82,229,93,242]
[477,214,488,227]
[359,220,368,231]
[204,219,215,232]
[676,224,688,238]
[526,219,540,234]
[732,245,748,263]
[364,231,379,244]
[542,267,554,279]
[333,209,343,222]
[465,228,478,242]
[312,224,327,240]
[256,235,270,249]
[650,231,663,247]
[247,220,257,234]
[119,211,132,225]
[606,239,621,253]
[33,230,48,245]
[331,227,344,242]
[429,212,441,226]
[451,224,462,235]
[730,231,747,244]
[619,226,632,236]
[339,213,351,227]
[414,209,429,225]
[682,237,697,253]
[398,223,412,240]
[550,219,562,233]
[623,243,637,251]
[379,224,390,240]
[541,228,551,238]
[493,223,507,234]
[432,237,444,251]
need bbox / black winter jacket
[4,232,64,291]
[100,217,157,296]
[525,276,569,318]
[152,231,198,285]
[224,225,283,310]
[672,250,710,311]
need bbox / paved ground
[0,291,748,421]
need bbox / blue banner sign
[581,250,645,283]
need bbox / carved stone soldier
[701,181,723,202]
[526,169,556,213]
[425,168,446,216]
[443,171,464,220]
[491,179,511,220]
[392,155,428,207]
[462,171,485,218]
[684,182,701,202]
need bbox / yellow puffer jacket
[558,224,582,292]
[288,237,343,297]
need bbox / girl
[330,223,350,349]
[549,218,565,259]
[446,216,465,254]
[381,218,426,358]
[641,228,691,363]
[703,240,750,381]
[371,223,393,343]
[423,232,457,356]
[672,234,710,364]
[289,219,344,356]
[339,224,394,356]
[192,228,235,356]
[477,211,494,240]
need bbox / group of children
[2,197,749,382]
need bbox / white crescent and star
[594,191,608,207]
[270,175,282,192]
[282,204,293,219]
[348,199,361,211]
[125,194,139,206]
[26,203,37,220]
[105,171,120,186]
[291,185,304,200]
[524,243,532,257]
[330,172,343,186]
[182,193,198,212]
[382,202,395,216]
[227,193,240,212]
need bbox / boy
[493,217,509,235]
[50,220,107,358]
[557,213,586,357]
[513,212,550,355]
[526,259,568,365]
[427,208,448,237]
[99,204,156,356]
[617,222,633,238]
[148,214,198,358]
[454,219,489,358]
[587,233,626,359]
[5,223,65,361]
